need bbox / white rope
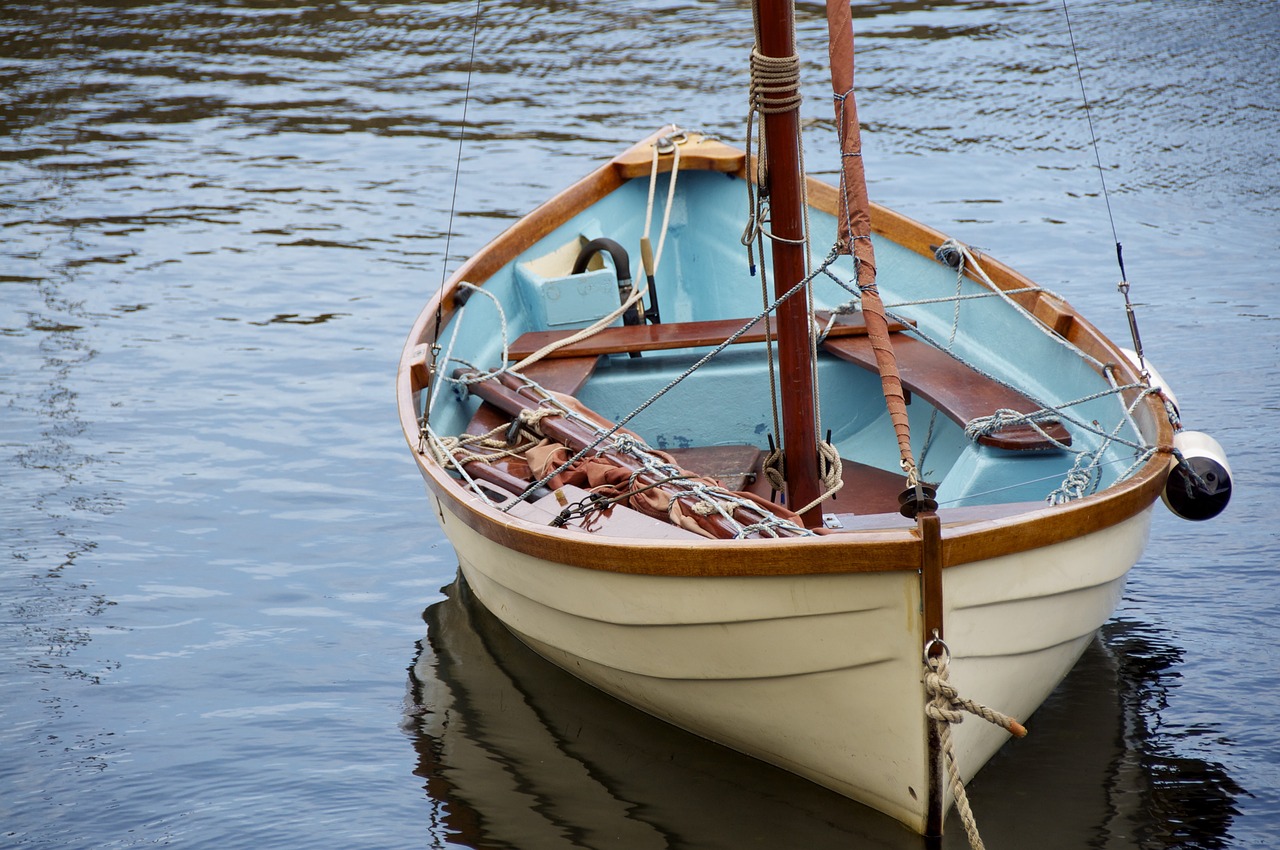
[418,422,507,510]
[644,127,684,273]
[1046,384,1161,504]
[509,126,687,375]
[507,281,649,374]
[880,287,1050,310]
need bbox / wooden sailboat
[397,0,1230,836]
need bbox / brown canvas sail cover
[826,0,919,485]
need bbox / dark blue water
[2,1,1276,847]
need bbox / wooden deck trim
[507,313,908,361]
[610,132,748,180]
[420,456,1167,577]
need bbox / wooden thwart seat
[821,335,1070,451]
[507,313,907,360]
[508,313,1069,452]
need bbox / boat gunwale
[397,131,1173,578]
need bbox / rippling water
[2,1,1276,847]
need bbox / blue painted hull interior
[427,166,1147,510]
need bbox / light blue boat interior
[427,169,1150,510]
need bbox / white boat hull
[433,490,1152,832]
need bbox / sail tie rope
[924,640,1027,850]
[612,433,801,539]
[476,371,812,537]
[424,406,561,472]
[429,429,531,469]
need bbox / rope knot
[925,651,1027,738]
[691,500,718,516]
[517,406,559,436]
[924,665,970,725]
[924,643,1026,850]
[748,47,802,115]
[611,433,650,456]
[762,445,786,492]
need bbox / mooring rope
[924,639,1027,850]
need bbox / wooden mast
[757,0,823,525]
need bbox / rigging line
[1062,0,1151,376]
[934,450,1149,507]
[1061,0,1125,282]
[433,0,484,346]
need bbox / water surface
[2,1,1276,847]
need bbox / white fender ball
[1163,431,1232,521]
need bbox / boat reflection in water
[404,578,1242,849]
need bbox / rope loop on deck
[426,422,538,470]
[964,408,1071,447]
[793,439,845,516]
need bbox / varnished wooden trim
[610,130,748,180]
[919,512,944,641]
[411,441,1166,577]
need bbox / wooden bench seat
[821,335,1070,451]
[507,313,907,360]
[507,314,1069,452]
